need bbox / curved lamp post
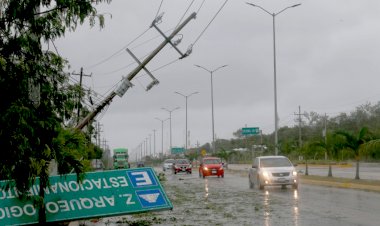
[161,107,180,153]
[155,117,169,157]
[174,91,199,150]
[194,64,228,153]
[246,2,301,155]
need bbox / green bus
[113,148,130,169]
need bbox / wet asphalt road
[75,168,380,226]
[159,170,380,226]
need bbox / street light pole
[194,64,228,153]
[155,117,169,157]
[174,91,199,151]
[161,107,180,153]
[246,2,301,155]
[153,129,156,157]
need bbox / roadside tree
[334,127,371,179]
[0,0,111,223]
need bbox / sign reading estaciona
[0,168,172,225]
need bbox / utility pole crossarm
[126,48,159,91]
[127,12,197,84]
[75,12,197,130]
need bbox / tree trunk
[328,161,333,177]
[38,180,47,224]
[355,159,360,180]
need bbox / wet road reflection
[263,190,270,226]
[293,190,299,226]
[204,178,209,200]
[75,168,380,226]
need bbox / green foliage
[334,127,371,159]
[0,0,112,223]
[214,148,236,163]
[218,102,380,163]
[185,150,200,162]
[52,127,86,175]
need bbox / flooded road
[75,169,380,226]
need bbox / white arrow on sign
[139,193,160,203]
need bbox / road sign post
[241,127,260,135]
[0,168,172,225]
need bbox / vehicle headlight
[262,171,269,178]
[292,170,297,176]
[203,167,208,171]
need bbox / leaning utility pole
[75,12,196,130]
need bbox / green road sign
[242,127,260,135]
[171,147,185,154]
[0,168,172,225]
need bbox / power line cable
[130,28,174,50]
[192,0,229,46]
[85,27,151,70]
[155,0,164,19]
[196,0,206,14]
[95,61,137,77]
[94,28,175,77]
[151,58,180,73]
[175,0,196,29]
[135,58,180,80]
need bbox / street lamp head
[246,2,257,7]
[175,91,199,97]
[292,3,301,8]
[162,107,180,112]
[174,91,185,97]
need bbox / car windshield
[164,159,175,163]
[203,158,221,164]
[175,159,189,164]
[260,158,292,168]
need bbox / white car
[162,159,175,171]
[249,156,298,190]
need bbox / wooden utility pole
[72,67,92,123]
[294,106,306,148]
[75,12,196,130]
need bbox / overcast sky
[55,0,380,160]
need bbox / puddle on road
[76,171,301,226]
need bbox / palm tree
[215,148,236,169]
[334,127,370,180]
[302,141,324,176]
[309,132,338,177]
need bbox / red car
[199,157,224,178]
[172,159,192,174]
